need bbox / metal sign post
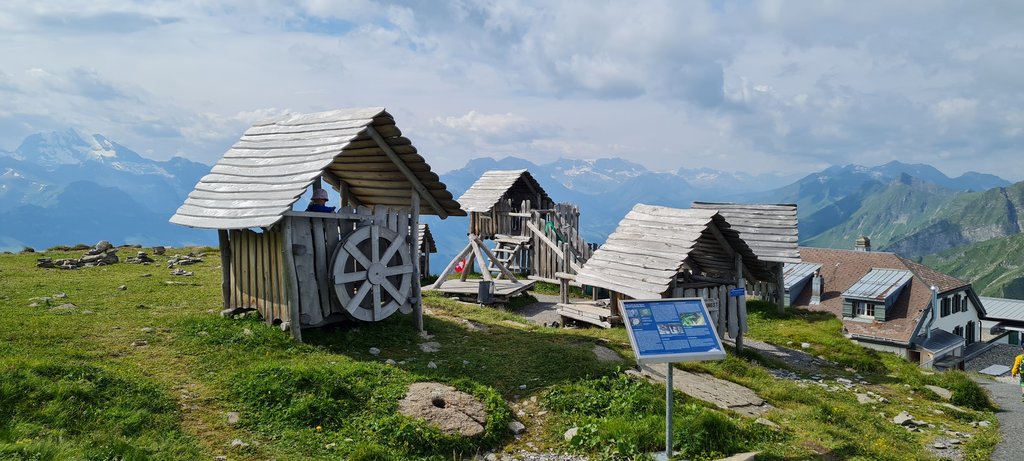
[619,298,727,460]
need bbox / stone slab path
[633,364,773,417]
[974,376,1023,461]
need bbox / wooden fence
[225,207,415,328]
[671,285,747,341]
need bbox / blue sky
[1,1,1022,180]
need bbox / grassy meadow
[0,247,1001,460]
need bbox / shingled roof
[170,107,464,230]
[793,247,972,345]
[691,202,800,263]
[456,169,552,213]
[573,204,771,300]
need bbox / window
[953,325,963,337]
[962,296,969,312]
[941,297,951,317]
[856,301,876,318]
[953,294,962,313]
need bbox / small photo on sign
[638,308,652,317]
[657,323,683,335]
[679,312,706,326]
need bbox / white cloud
[0,1,1022,180]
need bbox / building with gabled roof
[170,107,463,339]
[789,247,987,368]
[561,204,770,343]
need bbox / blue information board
[619,298,726,364]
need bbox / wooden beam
[432,241,474,289]
[365,125,447,218]
[411,190,423,332]
[470,239,493,282]
[707,220,758,282]
[473,236,519,283]
[281,217,302,342]
[218,229,232,310]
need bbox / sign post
[619,298,727,460]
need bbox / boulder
[398,382,488,437]
[893,411,915,426]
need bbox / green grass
[0,250,1003,460]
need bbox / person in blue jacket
[305,188,336,213]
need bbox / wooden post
[775,263,785,313]
[735,255,745,353]
[281,217,302,342]
[432,242,473,289]
[218,229,232,310]
[410,191,423,332]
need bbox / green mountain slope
[885,181,1024,258]
[803,174,961,250]
[923,233,1024,299]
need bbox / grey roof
[170,107,464,229]
[691,202,800,263]
[842,268,913,301]
[457,170,552,213]
[980,296,1024,322]
[783,262,821,290]
[418,223,436,253]
[574,204,771,300]
[914,328,965,353]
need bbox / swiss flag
[454,259,466,273]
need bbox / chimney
[855,236,871,252]
[926,285,938,340]
[810,270,822,305]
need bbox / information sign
[729,287,746,297]
[619,298,726,364]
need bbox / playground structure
[170,107,464,340]
[429,169,594,303]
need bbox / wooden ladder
[489,236,529,278]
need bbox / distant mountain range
[0,129,212,250]
[3,128,1023,299]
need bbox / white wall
[931,290,982,343]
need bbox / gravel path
[975,376,1023,461]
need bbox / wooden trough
[561,204,776,351]
[170,107,464,340]
[428,169,594,302]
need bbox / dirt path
[975,376,1023,461]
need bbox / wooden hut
[169,107,464,340]
[429,169,594,302]
[558,204,771,350]
[418,223,436,279]
[690,202,800,311]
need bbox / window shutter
[874,303,886,321]
[843,299,854,318]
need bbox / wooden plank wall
[227,206,417,328]
[229,228,288,326]
[671,285,743,340]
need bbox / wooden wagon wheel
[331,224,414,322]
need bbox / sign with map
[619,298,726,364]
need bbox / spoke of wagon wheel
[382,278,403,301]
[335,270,367,284]
[385,265,413,276]
[372,283,382,320]
[344,239,372,268]
[350,279,371,308]
[371,225,380,264]
[381,235,404,264]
